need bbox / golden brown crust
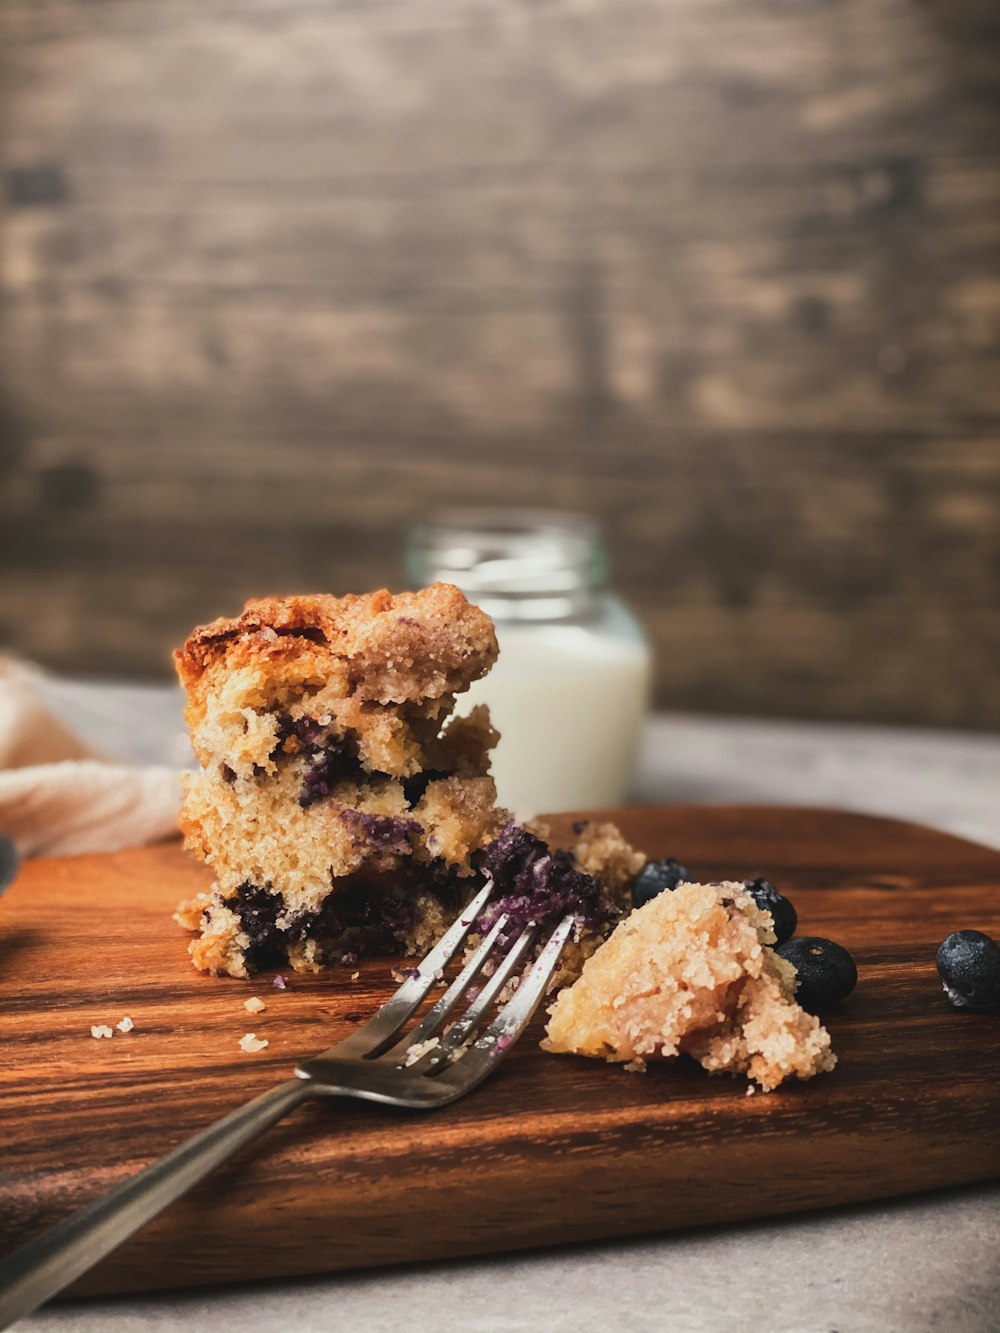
[175,584,498,705]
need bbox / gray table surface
[19,680,1000,1333]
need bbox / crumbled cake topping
[543,881,836,1092]
[175,584,498,708]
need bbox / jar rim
[406,508,608,612]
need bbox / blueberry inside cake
[543,881,836,1091]
[174,583,642,979]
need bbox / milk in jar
[406,510,651,816]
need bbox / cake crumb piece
[391,968,407,984]
[350,971,360,981]
[239,1033,269,1053]
[403,1036,441,1067]
[543,881,835,1092]
[273,975,287,990]
[746,1084,757,1097]
[116,1016,135,1034]
[90,1025,113,1040]
[624,1058,647,1073]
[244,996,266,1014]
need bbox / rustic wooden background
[1,0,998,726]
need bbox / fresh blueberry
[777,936,857,1014]
[744,877,797,945]
[936,930,1000,1012]
[632,858,691,908]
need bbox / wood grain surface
[2,1,999,726]
[1,806,999,1300]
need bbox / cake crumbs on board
[90,1017,135,1039]
[244,996,266,1014]
[239,1033,269,1053]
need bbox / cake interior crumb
[238,1032,269,1053]
[116,1016,135,1033]
[244,996,266,1014]
[90,1024,113,1040]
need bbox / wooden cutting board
[2,806,999,1299]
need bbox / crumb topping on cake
[543,881,836,1091]
[176,584,498,712]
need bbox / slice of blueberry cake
[174,584,644,980]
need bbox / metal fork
[0,881,576,1328]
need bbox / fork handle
[0,1076,312,1327]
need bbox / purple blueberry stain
[478,821,621,948]
[269,712,373,808]
[339,809,422,855]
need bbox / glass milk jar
[406,510,652,817]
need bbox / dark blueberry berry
[225,883,285,971]
[936,930,1000,1012]
[744,877,797,945]
[632,858,691,908]
[777,936,857,1014]
[298,733,368,808]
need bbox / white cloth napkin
[0,658,183,857]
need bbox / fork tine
[318,878,495,1059]
[430,911,577,1096]
[385,909,512,1059]
[420,921,539,1062]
